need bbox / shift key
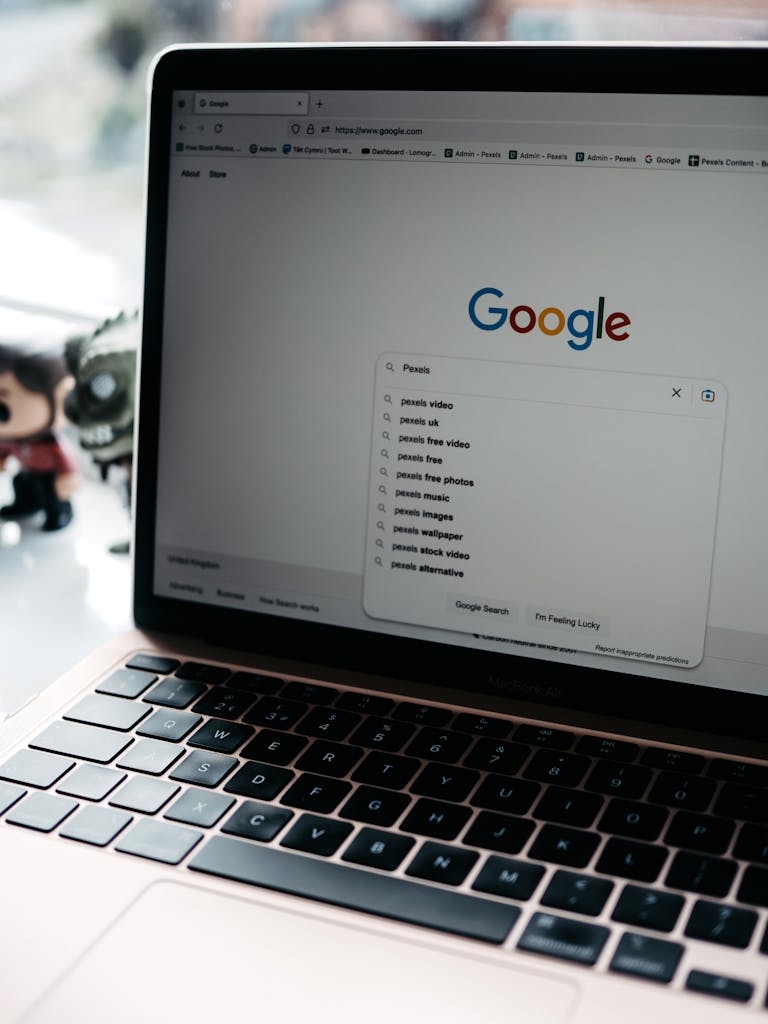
[31,721,132,764]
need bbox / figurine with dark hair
[0,341,79,531]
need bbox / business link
[335,125,424,137]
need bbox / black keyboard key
[686,970,754,1003]
[736,864,768,907]
[541,870,613,916]
[649,773,715,812]
[191,688,255,720]
[528,824,600,868]
[518,912,609,965]
[335,692,394,716]
[281,814,353,857]
[453,713,510,738]
[190,836,520,943]
[708,758,768,787]
[463,739,530,776]
[0,748,74,788]
[463,811,535,855]
[598,799,668,842]
[228,672,283,696]
[339,786,410,827]
[126,654,179,675]
[243,697,307,730]
[533,787,603,828]
[109,777,179,814]
[60,805,132,846]
[6,792,77,832]
[144,677,206,709]
[471,775,540,815]
[523,750,590,788]
[295,740,363,778]
[400,798,472,840]
[64,694,149,732]
[295,707,360,742]
[665,851,737,897]
[734,823,768,864]
[584,761,652,800]
[280,774,351,814]
[472,856,544,901]
[610,933,683,984]
[221,801,293,842]
[187,719,254,754]
[641,747,705,773]
[406,842,478,886]
[393,703,452,727]
[223,761,294,800]
[406,728,471,764]
[349,717,415,752]
[282,681,338,704]
[176,661,230,686]
[410,763,479,802]
[97,667,156,699]
[611,884,684,932]
[56,764,125,801]
[31,721,131,764]
[575,736,638,762]
[665,812,735,854]
[685,899,757,947]
[137,708,201,742]
[164,788,235,828]
[352,751,419,790]
[514,725,574,750]
[715,783,768,823]
[342,828,414,871]
[169,750,237,788]
[595,838,668,882]
[117,738,183,775]
[241,730,307,766]
[115,818,202,864]
[0,781,25,815]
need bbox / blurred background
[1,0,768,712]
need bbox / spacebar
[189,835,519,944]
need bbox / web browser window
[153,88,768,696]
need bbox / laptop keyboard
[2,653,768,1004]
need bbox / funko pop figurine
[0,340,79,531]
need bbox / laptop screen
[145,55,768,704]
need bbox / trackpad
[28,882,579,1023]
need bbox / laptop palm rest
[26,881,578,1023]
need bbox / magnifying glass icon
[380,449,389,458]
[376,521,384,530]
[384,394,392,404]
[382,431,390,440]
[376,538,383,548]
[374,556,382,566]
[379,485,387,494]
[377,503,386,512]
[383,412,391,422]
[385,361,394,371]
[380,468,388,477]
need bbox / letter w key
[189,718,255,754]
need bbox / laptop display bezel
[135,43,768,742]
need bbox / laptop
[1,42,767,1022]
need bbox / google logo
[468,287,631,351]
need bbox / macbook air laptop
[1,42,767,1023]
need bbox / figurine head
[0,341,73,442]
[64,312,137,466]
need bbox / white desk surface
[0,468,132,721]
